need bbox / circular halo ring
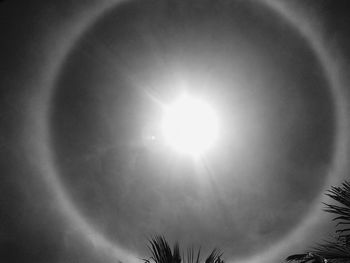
[23,1,349,263]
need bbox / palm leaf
[285,181,350,263]
[205,249,222,263]
[312,240,350,260]
[184,246,201,263]
[145,236,180,263]
[285,253,324,263]
[143,236,224,263]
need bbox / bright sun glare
[162,95,219,156]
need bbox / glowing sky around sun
[50,0,336,259]
[1,1,350,263]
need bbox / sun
[161,94,219,156]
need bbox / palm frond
[311,239,350,261]
[173,243,181,263]
[205,249,222,263]
[285,181,350,263]
[285,253,309,262]
[145,236,181,263]
[285,252,325,263]
[184,246,201,263]
[143,236,224,263]
[324,181,350,240]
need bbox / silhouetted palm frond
[143,236,224,263]
[285,253,324,263]
[144,236,181,263]
[286,181,350,263]
[311,239,350,261]
[184,246,201,263]
[324,181,350,239]
[205,249,223,263]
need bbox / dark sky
[1,1,350,263]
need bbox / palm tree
[286,181,350,263]
[143,236,224,263]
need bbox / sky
[0,1,350,263]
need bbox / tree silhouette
[286,181,350,263]
[143,236,224,263]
